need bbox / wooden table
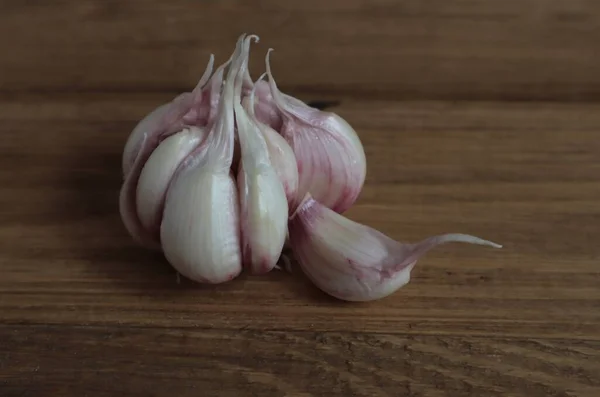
[1,2,599,396]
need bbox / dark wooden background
[1,1,599,396]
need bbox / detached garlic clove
[264,50,367,214]
[135,126,207,237]
[288,195,502,302]
[234,35,289,274]
[160,34,244,284]
[243,74,299,211]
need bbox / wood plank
[0,95,598,344]
[0,1,599,100]
[1,325,599,397]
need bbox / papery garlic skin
[234,35,289,274]
[159,34,244,284]
[136,127,207,236]
[289,196,502,302]
[265,50,366,214]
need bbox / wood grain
[2,326,599,397]
[2,1,600,396]
[0,94,599,396]
[1,0,600,101]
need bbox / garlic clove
[264,49,367,214]
[257,121,299,210]
[243,74,299,212]
[234,35,289,274]
[236,162,289,274]
[288,195,502,302]
[119,93,199,248]
[159,34,245,283]
[160,167,242,283]
[135,126,207,237]
[120,55,220,247]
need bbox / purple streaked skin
[264,49,366,214]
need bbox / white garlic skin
[160,167,242,284]
[261,126,299,211]
[289,197,501,302]
[135,127,206,235]
[237,163,288,274]
[242,96,299,211]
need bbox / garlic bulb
[234,35,289,274]
[118,32,502,300]
[159,37,244,284]
[264,49,367,214]
[288,195,502,302]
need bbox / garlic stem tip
[435,233,504,249]
[476,239,503,249]
[266,48,275,61]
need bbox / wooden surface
[1,1,599,397]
